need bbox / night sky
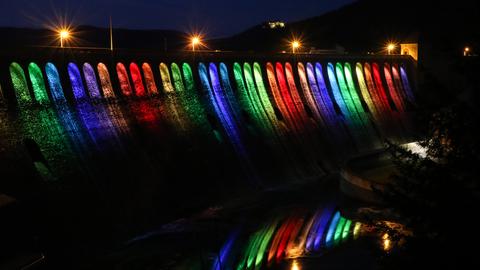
[0,0,356,37]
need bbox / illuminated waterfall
[372,63,391,111]
[355,63,378,120]
[68,62,87,100]
[116,63,132,96]
[45,63,66,103]
[9,62,31,105]
[97,63,115,98]
[400,65,415,105]
[83,63,101,99]
[343,63,366,116]
[297,62,325,126]
[28,62,49,104]
[314,63,338,121]
[129,62,146,97]
[142,63,158,95]
[363,62,388,114]
[219,63,243,123]
[285,62,314,131]
[327,63,349,118]
[4,57,416,187]
[384,63,406,111]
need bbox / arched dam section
[0,48,417,183]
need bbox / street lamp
[191,36,201,52]
[59,29,70,48]
[291,40,301,54]
[464,46,470,56]
[387,43,396,55]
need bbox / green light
[335,63,357,117]
[334,217,346,244]
[252,62,281,130]
[247,230,265,268]
[9,62,31,106]
[242,227,267,269]
[243,63,273,136]
[343,63,365,114]
[233,63,265,134]
[160,62,192,136]
[28,62,49,105]
[180,63,217,141]
[237,230,261,270]
[253,62,302,178]
[342,219,352,240]
[255,219,279,267]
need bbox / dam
[0,48,417,268]
[0,49,416,184]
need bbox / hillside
[211,0,480,54]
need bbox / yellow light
[386,43,396,54]
[190,35,202,51]
[58,29,71,48]
[291,260,301,270]
[464,47,470,52]
[60,30,70,39]
[192,36,200,45]
[291,40,301,53]
[382,233,391,251]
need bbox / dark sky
[0,0,355,37]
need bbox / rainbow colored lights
[212,206,364,270]
[7,58,415,184]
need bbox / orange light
[60,30,70,39]
[192,36,200,45]
[382,233,391,251]
[387,43,396,54]
[190,35,202,52]
[58,29,71,48]
[291,40,301,53]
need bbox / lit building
[263,21,286,29]
[400,43,418,61]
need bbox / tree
[377,103,480,268]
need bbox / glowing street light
[464,46,470,56]
[59,29,71,48]
[387,43,396,55]
[291,40,301,54]
[191,35,201,52]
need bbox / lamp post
[59,29,70,48]
[191,36,201,52]
[291,40,301,54]
[387,43,396,55]
[464,47,470,56]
